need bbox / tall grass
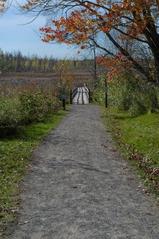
[93,74,159,116]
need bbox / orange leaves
[38,0,158,76]
[39,0,156,47]
[42,35,54,43]
[40,27,54,33]
[40,10,95,47]
[101,25,111,33]
[97,53,132,81]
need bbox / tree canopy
[22,0,159,82]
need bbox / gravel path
[7,105,159,239]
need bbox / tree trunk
[154,57,159,84]
[105,78,108,108]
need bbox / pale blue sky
[0,3,80,59]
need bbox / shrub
[94,74,159,116]
[118,77,159,116]
[0,98,22,136]
[47,95,61,111]
[0,91,62,137]
[93,77,105,105]
[20,92,49,123]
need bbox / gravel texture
[7,105,159,239]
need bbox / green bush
[118,77,158,116]
[0,91,62,137]
[94,74,159,116]
[46,96,61,112]
[20,92,60,124]
[0,98,22,136]
[20,92,47,123]
[93,77,105,105]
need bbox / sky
[0,2,80,59]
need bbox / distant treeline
[0,49,94,73]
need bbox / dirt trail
[7,105,159,239]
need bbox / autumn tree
[54,60,75,94]
[53,60,75,107]
[22,0,159,83]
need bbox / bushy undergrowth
[20,92,61,124]
[93,75,159,116]
[0,98,22,136]
[93,77,105,105]
[0,91,61,137]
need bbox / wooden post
[89,89,91,103]
[105,77,108,108]
[62,99,66,110]
[93,44,97,87]
[70,89,72,104]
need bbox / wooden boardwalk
[72,87,89,105]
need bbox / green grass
[102,107,159,196]
[0,110,67,233]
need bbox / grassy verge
[0,110,67,234]
[102,107,159,197]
